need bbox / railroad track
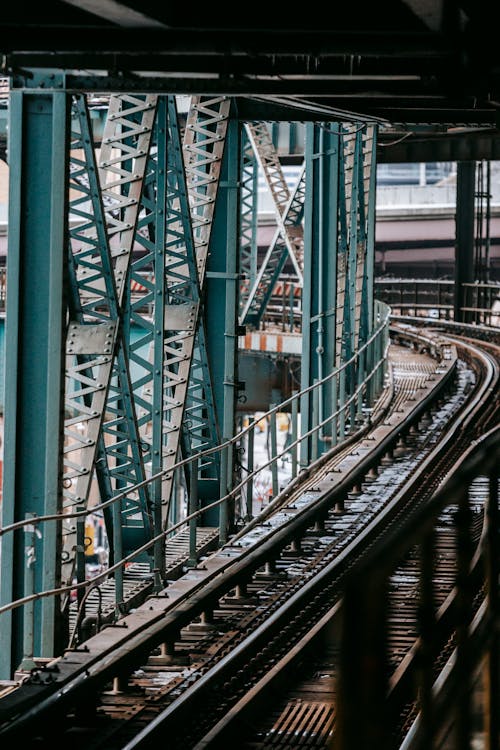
[231,479,489,750]
[0,323,498,749]
[203,328,499,750]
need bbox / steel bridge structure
[0,84,382,678]
[0,4,500,747]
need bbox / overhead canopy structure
[0,0,499,160]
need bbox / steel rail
[120,335,496,749]
[167,333,499,750]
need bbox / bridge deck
[11,337,452,686]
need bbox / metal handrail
[375,277,500,327]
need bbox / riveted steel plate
[66,323,117,354]
[164,303,197,331]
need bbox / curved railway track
[0,321,498,750]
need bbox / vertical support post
[331,372,338,447]
[20,514,37,671]
[188,457,199,568]
[205,114,240,533]
[366,335,375,407]
[301,123,338,464]
[356,349,365,420]
[0,83,68,678]
[455,161,476,323]
[113,497,124,618]
[374,330,382,397]
[339,367,346,441]
[363,126,377,402]
[366,127,377,340]
[289,122,297,155]
[219,445,229,544]
[75,507,86,616]
[485,161,491,282]
[291,391,298,479]
[270,406,279,499]
[152,97,168,585]
[336,573,390,749]
[246,426,254,520]
[312,383,319,461]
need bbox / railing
[335,426,500,749]
[0,303,391,659]
[249,277,500,333]
[258,274,302,332]
[375,277,500,327]
[0,266,5,311]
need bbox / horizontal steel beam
[0,28,454,56]
[1,54,459,77]
[378,129,500,162]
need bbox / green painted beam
[0,86,68,678]
[301,123,339,464]
[204,117,240,535]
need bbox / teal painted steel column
[364,127,377,405]
[0,83,68,678]
[346,129,361,429]
[301,123,338,466]
[454,161,476,323]
[366,127,377,340]
[177,96,229,524]
[354,126,373,419]
[205,116,240,536]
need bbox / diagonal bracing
[240,122,304,328]
[240,162,305,328]
[238,128,259,316]
[63,94,157,585]
[155,95,230,527]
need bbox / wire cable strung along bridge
[0,4,500,750]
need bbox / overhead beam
[401,0,444,31]
[0,28,454,56]
[2,54,458,77]
[8,74,497,127]
[59,0,167,27]
[378,129,500,162]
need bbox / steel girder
[65,94,230,582]
[64,93,157,589]
[204,117,241,538]
[300,122,377,465]
[1,91,232,677]
[173,96,230,520]
[124,95,226,568]
[301,123,339,457]
[0,77,381,679]
[0,85,69,677]
[336,123,377,427]
[454,162,476,322]
[240,122,305,329]
[238,128,259,318]
[335,124,376,362]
